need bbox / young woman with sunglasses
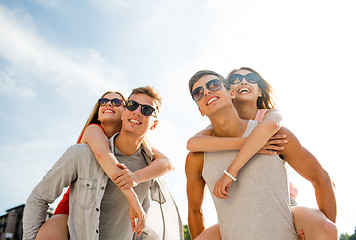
[35,91,174,240]
[187,67,337,240]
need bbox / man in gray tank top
[185,70,336,240]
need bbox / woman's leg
[35,214,69,240]
[292,206,337,240]
[195,224,221,240]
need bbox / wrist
[224,170,237,182]
[133,170,141,184]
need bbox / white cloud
[0,5,130,99]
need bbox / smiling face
[97,92,124,125]
[192,74,234,117]
[230,69,262,104]
[121,93,158,137]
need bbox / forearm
[23,192,50,240]
[121,187,141,204]
[313,171,337,223]
[228,119,280,176]
[188,209,205,239]
[134,158,174,183]
[187,135,246,152]
[94,151,121,180]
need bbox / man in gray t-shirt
[23,86,184,240]
[99,142,152,240]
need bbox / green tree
[340,233,350,240]
[183,224,192,240]
[340,227,356,240]
[351,227,356,240]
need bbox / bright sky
[0,0,355,236]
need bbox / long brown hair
[77,91,125,142]
[227,67,276,109]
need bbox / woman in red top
[35,91,174,240]
[187,67,337,240]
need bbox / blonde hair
[77,91,125,142]
[227,67,276,109]
[128,86,162,113]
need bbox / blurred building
[0,204,53,240]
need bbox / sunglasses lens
[98,98,109,106]
[141,105,155,116]
[126,100,139,111]
[111,99,123,107]
[192,87,204,101]
[229,74,242,84]
[207,79,222,91]
[245,73,259,84]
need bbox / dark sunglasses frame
[229,72,260,85]
[191,79,222,101]
[126,99,157,117]
[98,98,124,107]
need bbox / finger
[116,162,127,169]
[118,179,132,188]
[271,134,286,139]
[113,171,126,183]
[214,184,223,199]
[218,184,228,199]
[221,184,229,195]
[263,144,284,151]
[136,216,145,234]
[298,230,305,240]
[260,150,277,155]
[267,139,288,145]
[130,217,137,232]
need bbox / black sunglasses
[191,79,222,101]
[98,98,124,107]
[126,100,157,117]
[229,73,260,85]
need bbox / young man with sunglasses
[23,86,183,240]
[186,70,336,240]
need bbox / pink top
[254,109,268,122]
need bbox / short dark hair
[188,70,230,94]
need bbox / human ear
[229,89,236,100]
[150,120,158,130]
[198,106,205,116]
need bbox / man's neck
[101,122,122,138]
[209,106,249,138]
[233,100,258,121]
[114,131,144,156]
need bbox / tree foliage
[183,224,192,240]
[340,227,356,240]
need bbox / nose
[203,86,212,96]
[132,105,142,115]
[105,100,113,106]
[240,78,248,85]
